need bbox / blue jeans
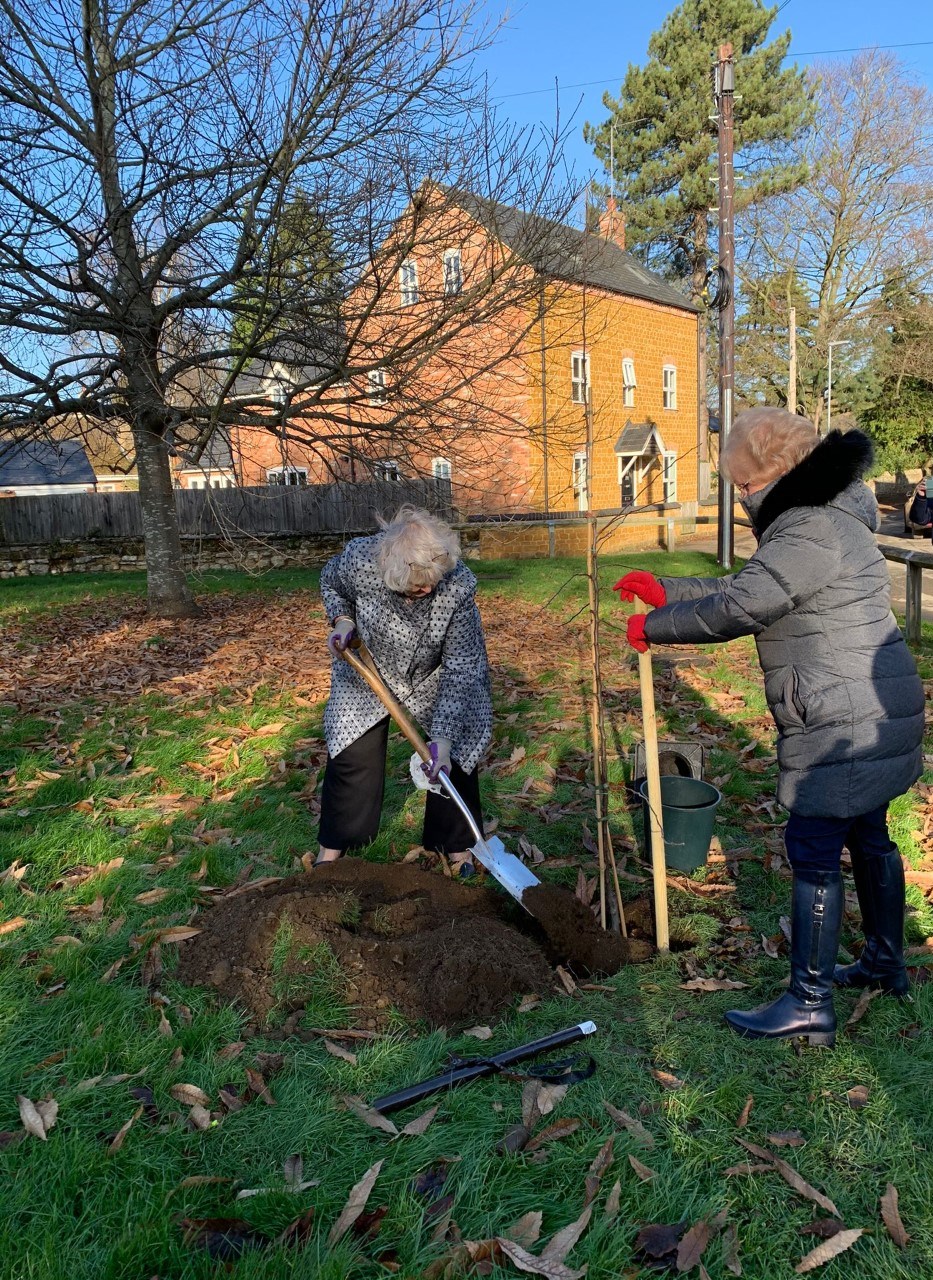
[784,804,898,874]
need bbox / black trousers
[318,717,484,854]
[784,804,897,874]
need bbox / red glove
[613,570,666,608]
[626,613,649,653]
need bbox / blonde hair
[722,407,818,486]
[376,505,460,593]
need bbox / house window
[571,350,589,404]
[267,466,308,486]
[400,259,419,306]
[572,450,588,511]
[662,451,677,502]
[367,369,387,404]
[622,357,637,408]
[432,457,452,481]
[663,364,677,410]
[374,460,401,482]
[443,250,463,296]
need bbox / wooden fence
[0,478,452,545]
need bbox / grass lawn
[1,553,932,1279]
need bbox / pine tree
[585,0,812,436]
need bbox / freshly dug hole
[178,858,653,1029]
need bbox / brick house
[332,188,701,525]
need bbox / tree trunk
[133,419,199,618]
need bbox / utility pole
[788,306,797,415]
[714,42,735,569]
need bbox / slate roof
[452,192,699,315]
[230,328,346,399]
[0,438,96,488]
[614,422,667,455]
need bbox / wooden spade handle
[339,640,431,762]
[634,603,670,952]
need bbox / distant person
[315,506,492,866]
[616,409,924,1047]
[906,476,933,538]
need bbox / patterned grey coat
[320,535,493,772]
[644,431,924,819]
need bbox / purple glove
[422,738,452,782]
[327,616,356,654]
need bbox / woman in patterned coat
[316,506,492,864]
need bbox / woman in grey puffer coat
[616,408,924,1047]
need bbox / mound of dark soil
[178,859,654,1030]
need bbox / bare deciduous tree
[737,51,933,426]
[0,0,573,614]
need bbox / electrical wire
[494,39,933,101]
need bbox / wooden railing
[881,545,933,645]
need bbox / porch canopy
[613,421,667,504]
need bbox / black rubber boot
[834,850,908,996]
[725,870,843,1046]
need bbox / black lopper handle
[370,1021,597,1114]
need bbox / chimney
[598,197,626,251]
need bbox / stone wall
[0,532,348,579]
[0,512,708,580]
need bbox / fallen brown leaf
[722,1223,742,1276]
[463,1025,493,1041]
[603,1100,655,1147]
[556,966,578,996]
[736,1139,840,1216]
[17,1095,56,1141]
[135,888,173,905]
[180,1216,268,1259]
[723,1162,774,1176]
[521,1079,567,1130]
[278,1207,316,1248]
[108,1105,143,1154]
[880,1183,910,1248]
[794,1228,863,1273]
[99,956,126,983]
[169,1083,211,1108]
[603,1180,621,1222]
[679,978,749,992]
[505,1211,543,1248]
[323,1039,358,1065]
[151,926,201,944]
[845,988,881,1029]
[497,1237,586,1280]
[651,1068,685,1090]
[735,1095,754,1128]
[635,1222,684,1260]
[343,1095,399,1136]
[846,1084,870,1110]
[400,1105,438,1137]
[767,1130,805,1148]
[583,1136,614,1206]
[677,1220,711,1272]
[541,1203,593,1264]
[327,1159,384,1247]
[0,916,28,937]
[525,1118,581,1153]
[628,1154,655,1181]
[245,1066,275,1105]
[187,1103,212,1131]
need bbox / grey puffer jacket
[320,535,493,772]
[644,431,924,818]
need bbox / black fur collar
[755,429,874,535]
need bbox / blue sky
[475,0,933,185]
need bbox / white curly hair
[376,505,460,594]
[721,407,818,487]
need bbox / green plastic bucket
[638,776,722,873]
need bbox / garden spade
[338,640,540,909]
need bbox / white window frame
[663,364,677,410]
[266,466,308,487]
[399,258,419,306]
[571,350,589,404]
[622,357,637,408]
[617,455,641,507]
[443,249,463,296]
[662,451,678,503]
[374,459,401,482]
[432,457,452,481]
[572,450,588,511]
[367,369,387,404]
